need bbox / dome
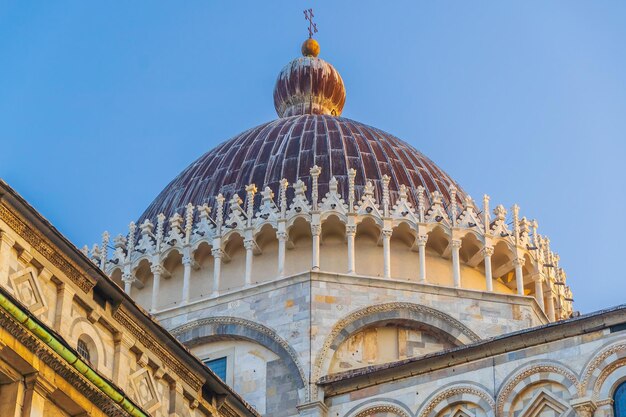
[138,115,466,225]
[138,39,467,225]
[273,55,346,117]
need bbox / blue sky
[1,2,625,313]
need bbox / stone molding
[171,315,309,400]
[311,302,481,396]
[496,362,579,417]
[579,342,626,400]
[354,404,410,417]
[0,203,95,293]
[418,385,495,417]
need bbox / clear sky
[1,2,625,313]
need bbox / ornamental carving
[0,203,95,293]
[579,343,626,397]
[418,385,495,417]
[496,363,578,416]
[354,404,410,417]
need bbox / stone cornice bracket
[570,397,597,417]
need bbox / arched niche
[190,241,214,302]
[220,232,246,291]
[355,217,383,277]
[329,319,459,373]
[313,302,480,382]
[390,222,417,281]
[159,249,183,310]
[252,224,278,284]
[320,215,347,273]
[285,217,312,276]
[171,316,308,413]
[131,259,152,309]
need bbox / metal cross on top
[304,9,318,39]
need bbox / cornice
[0,202,95,293]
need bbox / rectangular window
[203,357,227,381]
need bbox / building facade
[2,36,626,417]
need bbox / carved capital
[243,239,256,251]
[276,231,288,241]
[122,273,135,284]
[211,248,224,259]
[570,398,597,417]
[417,235,428,246]
[345,225,356,236]
[513,257,526,267]
[451,239,462,249]
[311,224,321,236]
[481,246,494,257]
[182,254,192,266]
[381,229,393,238]
[150,264,165,275]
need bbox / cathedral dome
[139,115,466,225]
[138,40,467,225]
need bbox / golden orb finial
[302,38,320,57]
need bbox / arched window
[77,338,91,363]
[615,381,626,417]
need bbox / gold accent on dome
[301,38,320,57]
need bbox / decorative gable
[518,389,569,417]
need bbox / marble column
[483,246,494,291]
[417,235,428,283]
[346,225,356,274]
[382,229,392,279]
[451,239,462,288]
[514,257,526,295]
[277,231,288,278]
[311,224,321,271]
[244,239,255,286]
[150,264,163,312]
[211,247,223,297]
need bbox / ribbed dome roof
[138,115,467,224]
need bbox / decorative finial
[304,9,318,39]
[302,9,320,57]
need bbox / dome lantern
[273,39,346,118]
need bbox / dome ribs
[137,115,470,227]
